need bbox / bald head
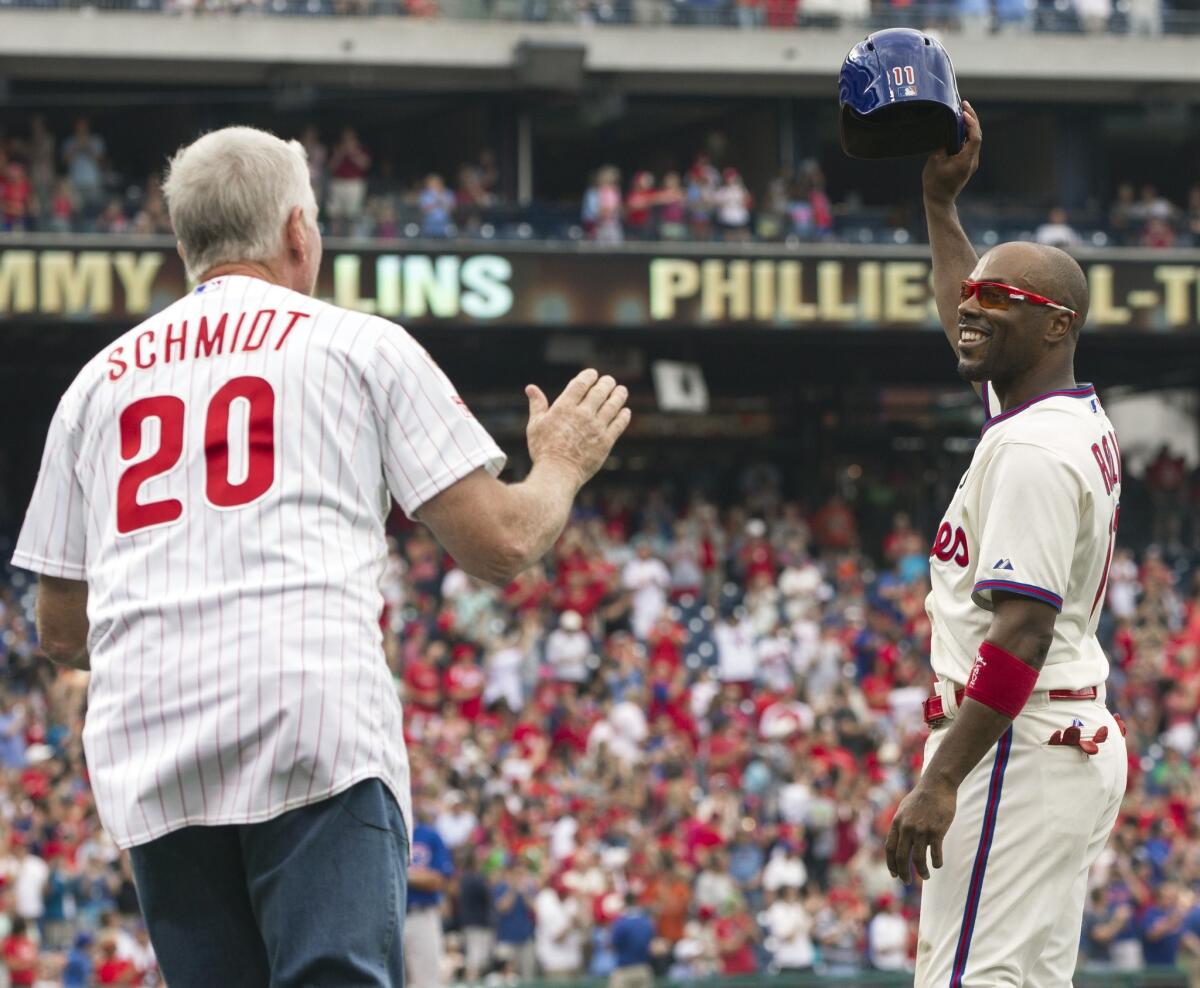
[980,242,1089,333]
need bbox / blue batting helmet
[838,28,965,160]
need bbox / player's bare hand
[922,100,982,207]
[525,368,631,488]
[885,779,957,884]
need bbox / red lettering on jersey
[1101,435,1117,490]
[164,321,187,363]
[134,330,156,370]
[1091,443,1114,496]
[241,309,275,352]
[274,310,311,351]
[1108,430,1122,485]
[931,523,970,568]
[953,528,970,567]
[195,314,228,358]
[107,346,128,381]
[229,311,248,352]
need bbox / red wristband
[964,642,1039,719]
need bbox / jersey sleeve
[12,396,88,580]
[972,441,1083,613]
[365,325,507,518]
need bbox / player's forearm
[924,197,978,353]
[36,576,91,672]
[925,616,1052,790]
[495,458,582,576]
[921,698,1014,790]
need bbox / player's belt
[923,686,1098,726]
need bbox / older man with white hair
[11,126,631,988]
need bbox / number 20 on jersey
[116,375,276,534]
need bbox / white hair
[163,126,317,282]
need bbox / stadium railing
[0,0,1196,35]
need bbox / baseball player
[12,126,630,988]
[885,102,1129,987]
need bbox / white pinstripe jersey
[13,274,505,849]
[925,382,1121,692]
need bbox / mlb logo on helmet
[837,28,965,160]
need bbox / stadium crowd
[3,115,1200,250]
[0,0,1186,34]
[1,449,1200,985]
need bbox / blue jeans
[129,778,409,988]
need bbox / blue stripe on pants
[949,727,1013,987]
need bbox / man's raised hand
[525,368,631,487]
[922,100,983,207]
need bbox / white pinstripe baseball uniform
[13,274,505,850]
[917,382,1127,987]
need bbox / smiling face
[956,243,1077,387]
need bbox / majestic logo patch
[993,558,1014,571]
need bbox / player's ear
[285,206,308,262]
[1045,311,1073,344]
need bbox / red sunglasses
[960,280,1077,318]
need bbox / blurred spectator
[714,899,758,974]
[685,155,719,239]
[1128,0,1162,33]
[866,895,911,971]
[1140,882,1193,968]
[3,917,38,987]
[434,789,478,850]
[47,180,77,234]
[657,172,687,240]
[60,118,106,216]
[761,883,814,972]
[1134,183,1176,224]
[95,199,130,235]
[493,861,538,980]
[457,847,495,982]
[94,932,137,985]
[1142,215,1177,248]
[1035,206,1081,247]
[812,494,858,551]
[406,794,454,988]
[534,877,586,977]
[61,932,94,988]
[1075,0,1112,32]
[609,892,655,988]
[326,127,371,235]
[11,840,48,928]
[1186,186,1200,244]
[1110,182,1139,245]
[584,166,624,244]
[25,115,56,216]
[455,152,498,233]
[1147,444,1188,549]
[1,161,35,233]
[622,541,670,639]
[419,174,457,238]
[714,167,752,242]
[545,610,593,687]
[624,171,658,240]
[299,124,328,207]
[814,890,865,975]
